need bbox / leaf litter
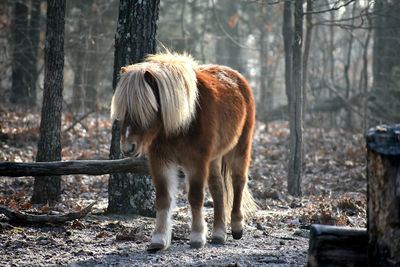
[0,110,366,266]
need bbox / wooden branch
[0,158,149,177]
[303,0,355,15]
[0,202,96,223]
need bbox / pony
[111,52,256,251]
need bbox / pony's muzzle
[121,141,137,157]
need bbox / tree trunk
[83,3,101,111]
[71,13,85,114]
[328,5,336,127]
[302,0,312,122]
[287,0,303,197]
[370,0,400,126]
[361,19,372,132]
[282,0,293,105]
[257,29,270,123]
[215,0,241,72]
[108,0,160,217]
[10,0,30,106]
[343,1,357,128]
[26,0,41,107]
[366,125,400,266]
[31,0,66,204]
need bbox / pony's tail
[221,158,258,222]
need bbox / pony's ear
[120,67,128,74]
[144,70,160,108]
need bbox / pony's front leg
[187,167,208,248]
[147,163,178,252]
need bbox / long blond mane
[111,52,199,136]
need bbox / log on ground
[0,158,149,177]
[307,224,367,267]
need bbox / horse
[111,52,256,251]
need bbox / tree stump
[366,124,400,266]
[307,224,368,266]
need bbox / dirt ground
[0,111,367,266]
[0,204,310,266]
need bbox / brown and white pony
[111,53,256,251]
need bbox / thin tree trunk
[108,0,160,217]
[288,0,303,197]
[282,0,293,105]
[328,4,335,127]
[302,0,312,122]
[258,29,270,123]
[343,2,357,127]
[32,0,66,204]
[71,14,85,114]
[10,0,30,106]
[180,0,187,50]
[362,13,372,132]
[26,0,41,107]
[215,0,241,72]
[83,4,101,111]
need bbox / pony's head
[119,111,162,157]
[110,53,199,157]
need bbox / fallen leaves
[116,224,150,243]
[250,121,367,229]
[96,231,105,238]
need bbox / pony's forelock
[111,63,159,129]
[111,53,199,136]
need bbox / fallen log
[0,202,96,223]
[366,124,400,266]
[0,158,149,177]
[307,224,368,267]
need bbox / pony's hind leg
[230,168,247,239]
[147,162,178,252]
[208,158,226,244]
[226,140,252,240]
[185,165,208,248]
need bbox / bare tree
[286,0,303,197]
[282,0,293,105]
[214,0,241,72]
[10,1,30,106]
[108,0,160,216]
[32,0,66,204]
[10,0,41,107]
[26,0,41,107]
[371,0,400,125]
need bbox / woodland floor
[0,108,367,266]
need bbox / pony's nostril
[130,144,136,153]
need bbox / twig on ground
[0,202,96,223]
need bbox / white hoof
[190,231,207,248]
[211,228,226,244]
[148,233,171,251]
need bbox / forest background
[1,0,399,128]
